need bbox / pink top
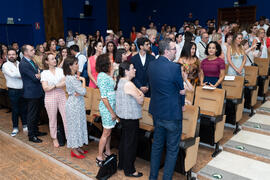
[88,55,98,88]
[266,37,270,48]
[201,57,225,77]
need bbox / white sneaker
[11,128,19,137]
[23,125,28,132]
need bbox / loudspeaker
[238,0,247,5]
[84,4,93,16]
[130,1,137,12]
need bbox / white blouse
[41,67,64,86]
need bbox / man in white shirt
[174,33,184,62]
[130,37,155,97]
[67,34,79,48]
[196,32,209,61]
[221,25,230,44]
[257,17,269,32]
[2,48,27,136]
[70,45,89,84]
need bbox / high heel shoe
[96,158,104,167]
[71,151,85,159]
[103,152,110,158]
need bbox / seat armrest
[179,137,195,149]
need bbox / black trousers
[118,118,139,175]
[26,98,42,138]
[8,88,27,128]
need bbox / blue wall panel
[0,0,45,46]
[119,0,270,37]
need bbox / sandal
[96,158,104,167]
[103,152,110,158]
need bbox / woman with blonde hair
[77,34,88,57]
[33,44,45,70]
[211,33,226,60]
[251,28,268,58]
[227,33,246,76]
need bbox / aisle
[0,130,91,180]
[199,100,270,180]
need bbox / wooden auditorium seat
[175,105,200,180]
[86,88,102,132]
[0,70,10,109]
[140,97,154,132]
[84,87,93,115]
[194,86,226,157]
[186,89,195,105]
[138,98,200,179]
[222,76,245,134]
[254,57,269,102]
[244,66,259,116]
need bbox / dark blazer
[148,56,185,120]
[19,57,43,99]
[130,53,155,97]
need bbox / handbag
[96,154,117,180]
[57,111,66,146]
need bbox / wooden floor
[0,130,89,180]
[0,95,269,180]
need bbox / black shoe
[29,136,42,143]
[36,132,47,136]
[125,172,143,178]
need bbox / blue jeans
[149,118,182,180]
[8,88,27,128]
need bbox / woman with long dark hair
[200,41,225,88]
[178,42,201,85]
[106,41,117,62]
[115,61,144,177]
[57,47,70,68]
[63,56,88,159]
[87,41,103,88]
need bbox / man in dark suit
[19,45,47,143]
[131,37,155,97]
[148,39,185,180]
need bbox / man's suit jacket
[19,57,43,99]
[148,56,185,120]
[130,53,155,97]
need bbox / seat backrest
[90,88,101,116]
[254,58,269,76]
[186,90,195,105]
[141,97,153,126]
[84,87,94,110]
[0,70,7,90]
[182,105,199,139]
[244,66,259,86]
[222,76,244,99]
[194,86,225,116]
[225,64,229,74]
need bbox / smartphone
[256,42,261,50]
[106,30,113,34]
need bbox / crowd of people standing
[1,15,270,179]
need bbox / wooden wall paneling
[218,6,256,27]
[43,0,64,41]
[107,0,120,33]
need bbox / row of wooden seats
[83,87,200,180]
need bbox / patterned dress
[97,72,116,129]
[65,75,88,148]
